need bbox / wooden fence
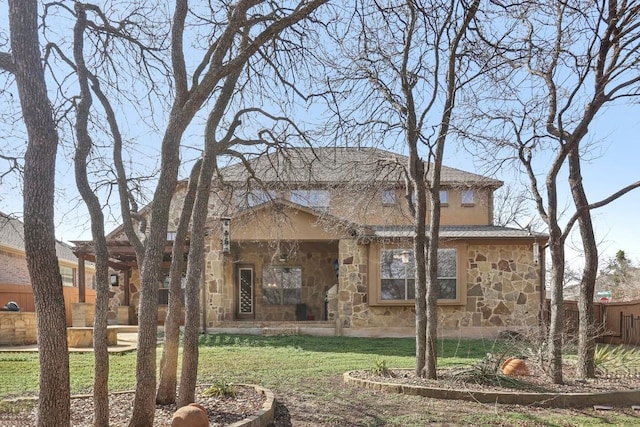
[547,299,640,346]
[0,283,96,326]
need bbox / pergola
[71,240,189,305]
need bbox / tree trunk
[547,234,565,384]
[177,158,216,406]
[128,124,184,427]
[411,158,428,376]
[569,146,598,378]
[157,160,201,404]
[72,6,111,424]
[8,1,71,425]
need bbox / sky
[1,1,638,273]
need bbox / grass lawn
[1,334,639,426]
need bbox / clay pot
[501,357,529,376]
[171,403,208,427]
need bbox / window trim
[368,242,466,306]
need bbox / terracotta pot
[501,357,529,376]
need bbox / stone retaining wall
[0,312,37,345]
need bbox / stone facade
[0,312,37,345]
[329,241,542,333]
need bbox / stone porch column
[204,236,227,328]
[337,239,369,333]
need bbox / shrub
[202,379,237,398]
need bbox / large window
[289,189,330,212]
[380,250,415,300]
[379,248,458,301]
[262,266,302,305]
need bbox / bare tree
[466,0,640,382]
[0,1,70,425]
[321,0,481,378]
[124,1,329,423]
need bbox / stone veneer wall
[207,241,338,324]
[334,241,542,332]
[0,312,37,345]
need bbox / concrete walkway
[0,325,138,354]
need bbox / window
[378,248,458,301]
[380,249,415,300]
[382,189,397,206]
[166,232,177,241]
[289,189,330,212]
[235,190,275,209]
[439,190,449,205]
[461,190,475,205]
[158,275,185,305]
[60,266,75,287]
[262,266,302,305]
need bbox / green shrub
[202,379,237,398]
[371,357,393,377]
[594,344,640,376]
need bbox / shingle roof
[0,211,78,262]
[218,147,503,188]
[368,225,547,240]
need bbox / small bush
[202,379,237,398]
[371,357,394,377]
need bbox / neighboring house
[0,211,95,318]
[74,147,547,337]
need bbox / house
[0,211,95,324]
[74,147,546,337]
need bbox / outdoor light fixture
[533,241,540,265]
[221,217,231,254]
[399,250,411,265]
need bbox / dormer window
[461,190,475,206]
[290,189,330,212]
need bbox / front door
[237,267,254,319]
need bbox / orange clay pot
[501,357,529,376]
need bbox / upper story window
[289,189,330,212]
[382,189,397,206]
[236,190,275,210]
[166,232,177,241]
[439,190,449,205]
[461,189,475,206]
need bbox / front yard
[1,334,639,426]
